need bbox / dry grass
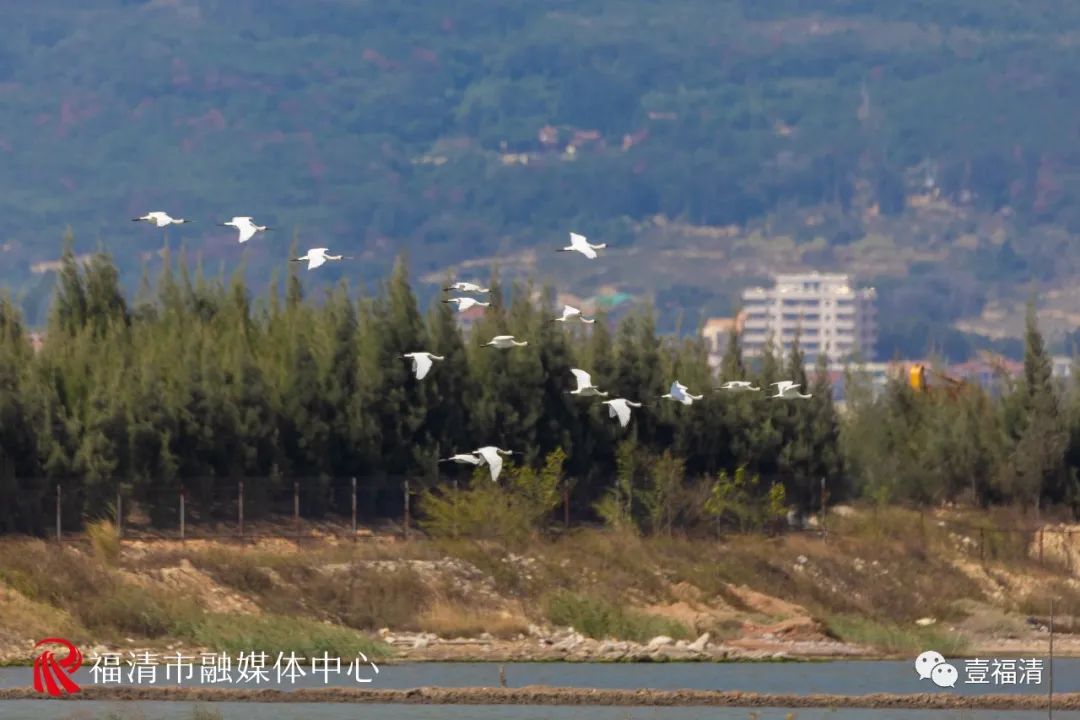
[86,518,121,564]
[0,578,83,648]
[4,506,1080,660]
[416,600,530,639]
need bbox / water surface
[5,703,1080,720]
[2,659,1073,695]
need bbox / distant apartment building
[741,272,877,361]
[702,312,746,369]
[1053,355,1073,381]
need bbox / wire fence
[43,475,437,543]
[21,477,1080,572]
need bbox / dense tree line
[0,241,1077,535]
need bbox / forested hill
[5,1,1080,356]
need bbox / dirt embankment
[2,507,1079,664]
[2,685,1079,710]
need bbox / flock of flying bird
[133,215,812,483]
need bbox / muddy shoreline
[0,685,1073,709]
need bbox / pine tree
[371,255,430,479]
[1009,302,1070,511]
[424,289,473,470]
[50,232,87,335]
[720,325,745,381]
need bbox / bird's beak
[218,223,229,227]
[441,300,451,303]
[131,218,141,222]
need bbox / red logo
[33,638,82,696]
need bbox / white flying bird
[558,232,606,259]
[473,446,517,483]
[402,352,445,380]
[444,281,489,294]
[291,247,352,270]
[770,381,812,399]
[220,216,271,243]
[661,380,703,406]
[567,368,608,397]
[601,398,642,428]
[439,453,482,466]
[133,211,189,227]
[552,305,595,324]
[443,297,490,312]
[483,335,528,349]
[719,380,761,392]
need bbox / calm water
[2,702,1078,720]
[3,660,1078,694]
[2,661,1077,720]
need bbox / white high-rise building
[740,272,877,361]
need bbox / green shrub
[192,613,388,660]
[421,448,566,542]
[543,590,691,642]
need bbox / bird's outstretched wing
[570,368,591,391]
[413,354,433,380]
[474,446,504,482]
[611,399,631,427]
[442,453,481,465]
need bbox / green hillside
[4,0,1080,356]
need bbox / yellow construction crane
[908,363,966,399]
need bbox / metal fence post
[293,480,300,543]
[55,483,61,542]
[403,479,410,541]
[563,484,570,528]
[351,476,357,535]
[238,479,244,539]
[820,476,827,540]
[180,486,186,541]
[453,478,458,538]
[116,491,123,539]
